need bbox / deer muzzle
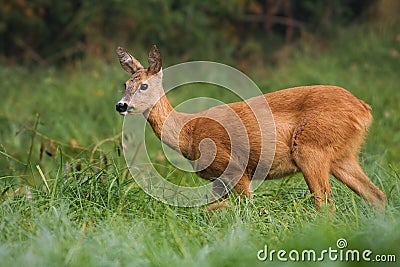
[116,102,128,113]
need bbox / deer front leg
[234,174,253,198]
[206,175,253,211]
[206,178,229,211]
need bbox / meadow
[0,22,399,266]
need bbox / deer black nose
[116,102,128,112]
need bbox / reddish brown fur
[117,46,386,210]
[145,86,386,210]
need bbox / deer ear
[148,45,162,74]
[116,46,144,74]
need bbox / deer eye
[140,83,148,90]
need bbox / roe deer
[115,45,386,210]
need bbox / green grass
[1,22,400,266]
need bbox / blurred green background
[0,0,393,65]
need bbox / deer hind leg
[331,157,386,210]
[293,148,334,210]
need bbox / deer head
[116,45,163,115]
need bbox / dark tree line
[0,0,380,65]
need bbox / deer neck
[144,94,192,153]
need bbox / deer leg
[206,178,230,211]
[206,175,253,211]
[206,199,228,211]
[233,174,253,198]
[293,148,333,210]
[302,167,333,210]
[331,157,386,210]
